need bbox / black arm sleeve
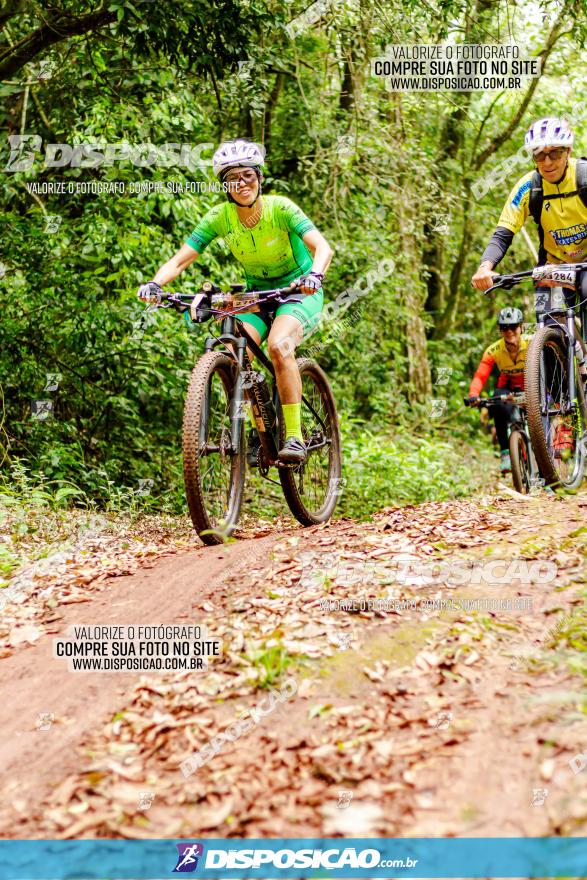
[481,226,515,268]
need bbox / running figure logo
[173,843,204,872]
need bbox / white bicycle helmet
[524,117,574,153]
[212,139,265,179]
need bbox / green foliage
[245,642,298,688]
[0,462,89,587]
[1,0,586,521]
[337,418,488,519]
[551,606,587,654]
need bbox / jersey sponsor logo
[550,222,587,246]
[511,178,532,207]
[486,340,502,356]
[565,247,587,259]
[485,337,528,371]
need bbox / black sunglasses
[533,147,567,164]
[223,169,259,186]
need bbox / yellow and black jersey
[469,335,530,397]
[497,158,587,264]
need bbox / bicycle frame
[204,314,280,464]
[142,281,342,540]
[151,284,333,467]
[486,262,587,428]
[535,294,585,420]
[508,411,539,485]
[478,263,587,488]
[467,393,538,485]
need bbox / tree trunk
[263,72,284,151]
[423,92,472,332]
[426,8,564,341]
[397,188,433,404]
[338,55,354,113]
[0,9,115,78]
[242,107,254,139]
[434,193,473,338]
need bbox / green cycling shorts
[239,289,323,342]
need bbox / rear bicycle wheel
[182,350,245,544]
[525,326,587,489]
[509,429,531,494]
[279,358,342,525]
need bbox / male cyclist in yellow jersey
[468,307,528,473]
[472,117,587,289]
[138,139,333,465]
[471,116,587,457]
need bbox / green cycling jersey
[185,195,316,291]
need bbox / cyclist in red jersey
[468,307,528,473]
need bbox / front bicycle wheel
[182,351,245,544]
[279,358,342,525]
[525,326,587,490]
[509,429,531,494]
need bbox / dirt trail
[1,491,587,841]
[0,534,283,831]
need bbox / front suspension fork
[566,309,577,406]
[230,336,248,453]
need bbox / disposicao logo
[173,842,205,873]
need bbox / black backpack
[529,157,587,225]
[528,158,587,264]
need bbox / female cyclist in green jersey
[138,139,333,464]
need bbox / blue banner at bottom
[0,838,586,879]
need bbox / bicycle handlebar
[485,261,587,296]
[163,284,299,304]
[150,281,305,320]
[464,392,526,407]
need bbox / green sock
[282,402,302,441]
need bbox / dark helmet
[497,306,523,327]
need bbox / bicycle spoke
[278,359,341,526]
[200,382,232,523]
[540,340,581,485]
[298,376,332,510]
[183,352,244,542]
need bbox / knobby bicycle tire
[525,327,587,489]
[509,429,531,494]
[182,350,245,545]
[279,358,342,525]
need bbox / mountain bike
[144,281,342,544]
[485,262,587,490]
[465,392,538,493]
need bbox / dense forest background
[2,0,587,518]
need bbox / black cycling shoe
[278,437,307,464]
[246,429,261,467]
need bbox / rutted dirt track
[0,533,284,830]
[1,491,587,841]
